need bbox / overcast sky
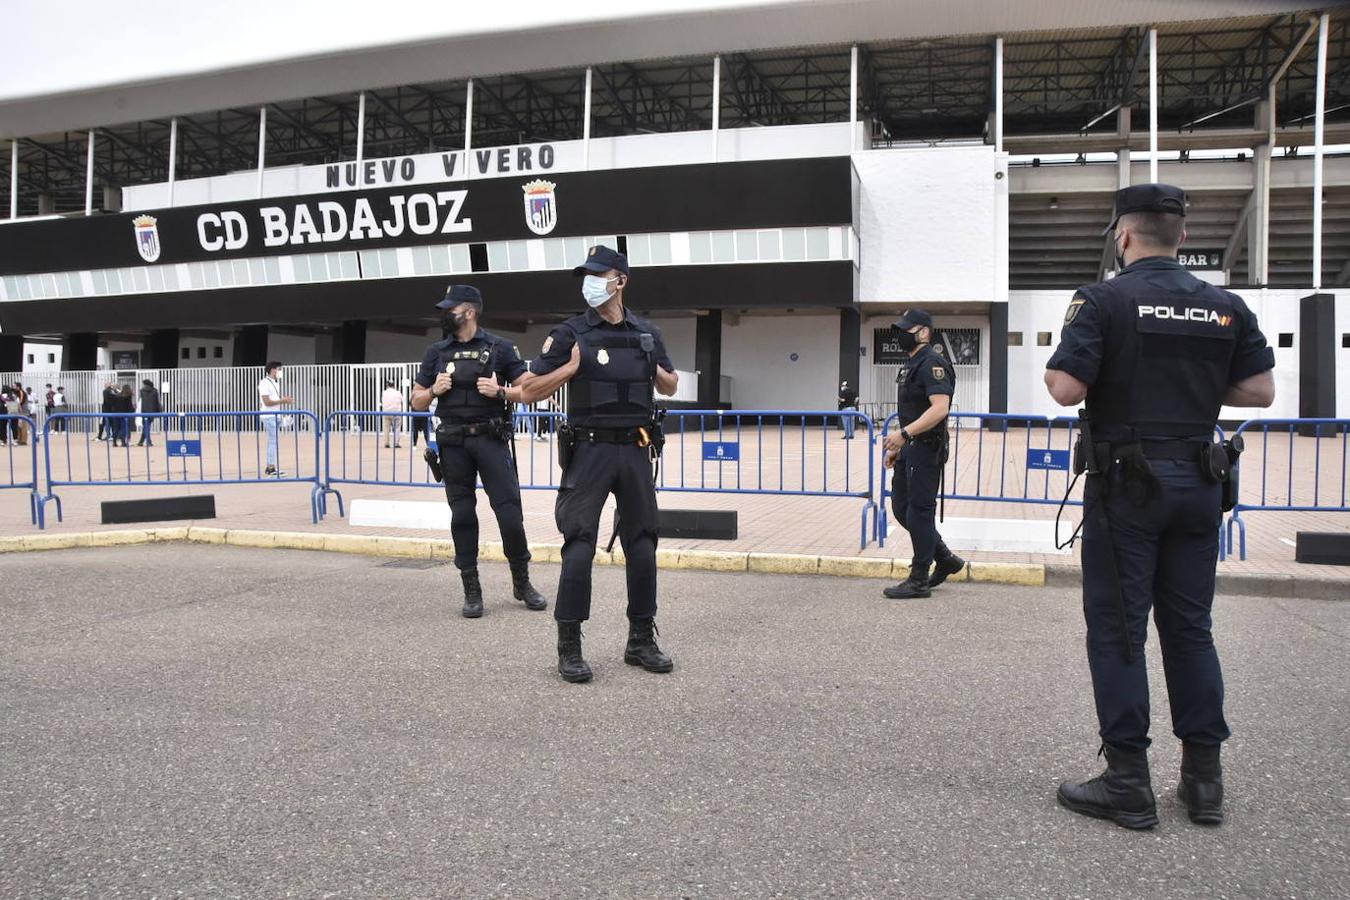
[1,0,793,103]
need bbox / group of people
[93,379,162,447]
[2,384,39,444]
[406,185,1274,833]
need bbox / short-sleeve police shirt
[1046,257,1275,388]
[528,307,674,377]
[897,344,955,425]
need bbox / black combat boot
[1057,744,1159,830]
[883,566,931,599]
[1178,742,1224,825]
[928,552,966,588]
[509,560,548,611]
[460,569,484,619]
[556,620,593,683]
[624,617,674,673]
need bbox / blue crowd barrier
[318,410,566,519]
[876,412,1082,548]
[38,411,326,525]
[657,410,877,550]
[1225,418,1350,560]
[0,414,42,527]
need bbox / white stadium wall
[721,313,840,411]
[1339,293,1350,420]
[854,146,1007,305]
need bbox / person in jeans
[257,361,294,477]
[111,384,135,447]
[137,379,161,447]
[97,382,117,441]
[51,387,67,432]
[838,379,858,440]
[381,380,405,448]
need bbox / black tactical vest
[565,317,657,428]
[436,337,506,422]
[1080,263,1239,441]
[895,344,953,428]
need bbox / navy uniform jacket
[415,328,527,421]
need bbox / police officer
[1046,184,1275,829]
[411,284,550,618]
[514,245,678,684]
[881,309,966,600]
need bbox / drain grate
[378,558,449,570]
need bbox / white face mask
[271,372,282,383]
[581,274,618,308]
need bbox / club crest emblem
[132,215,161,263]
[597,348,610,365]
[522,179,557,236]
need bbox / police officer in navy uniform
[411,284,553,618]
[1046,184,1275,829]
[516,245,678,684]
[881,309,967,600]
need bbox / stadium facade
[1,0,1347,421]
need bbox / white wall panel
[721,313,838,410]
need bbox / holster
[424,448,443,483]
[436,424,465,448]
[1203,437,1244,512]
[557,423,577,472]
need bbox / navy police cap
[1104,183,1187,234]
[893,308,934,330]
[572,244,630,276]
[434,284,483,310]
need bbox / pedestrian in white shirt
[257,361,293,477]
[381,381,405,448]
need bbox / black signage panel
[0,157,851,277]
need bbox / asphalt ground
[1,546,1347,899]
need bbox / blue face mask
[581,274,617,308]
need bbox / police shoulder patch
[1065,297,1086,324]
[931,365,945,381]
[541,335,554,354]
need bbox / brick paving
[3,423,1347,582]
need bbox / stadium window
[1343,334,1350,348]
[648,233,672,265]
[1008,332,1024,347]
[26,353,34,364]
[688,232,712,264]
[248,258,266,284]
[1278,333,1294,348]
[181,348,190,360]
[469,243,489,273]
[214,346,224,359]
[340,252,360,279]
[804,227,830,260]
[217,260,235,287]
[616,235,628,256]
[449,244,472,273]
[507,240,529,271]
[626,234,651,266]
[711,232,735,263]
[735,230,758,261]
[309,253,329,281]
[410,245,432,276]
[486,242,510,272]
[374,250,396,278]
[758,230,782,260]
[47,353,56,364]
[263,257,281,284]
[782,229,806,261]
[429,246,452,276]
[1037,332,1052,346]
[197,347,207,359]
[291,255,311,282]
[543,239,566,270]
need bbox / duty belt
[571,425,652,445]
[1134,439,1208,462]
[438,419,507,437]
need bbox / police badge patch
[932,365,945,381]
[542,335,554,354]
[597,348,610,365]
[1065,298,1086,324]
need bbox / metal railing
[657,410,877,549]
[0,415,41,527]
[38,411,326,525]
[876,412,1083,548]
[1226,418,1350,560]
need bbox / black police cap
[893,308,934,330]
[1104,183,1187,234]
[434,284,483,310]
[571,244,630,276]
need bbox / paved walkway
[3,425,1347,583]
[2,545,1347,897]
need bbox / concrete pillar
[338,320,367,364]
[1299,293,1337,434]
[64,333,98,370]
[988,302,1008,415]
[837,307,861,397]
[695,310,723,407]
[0,335,24,372]
[232,325,269,367]
[144,329,180,369]
[1116,106,1132,187]
[1249,99,1273,286]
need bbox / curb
[1,527,1052,588]
[1045,563,1349,602]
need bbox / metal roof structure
[2,9,1347,288]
